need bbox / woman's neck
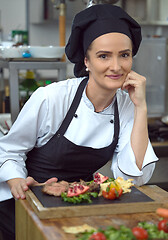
[86,80,116,112]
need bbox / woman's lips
[106,74,123,80]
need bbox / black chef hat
[65,4,142,77]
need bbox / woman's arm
[122,70,148,170]
[0,87,49,201]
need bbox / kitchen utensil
[28,46,65,58]
[0,46,23,58]
[87,0,119,6]
[161,115,168,125]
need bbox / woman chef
[0,4,158,240]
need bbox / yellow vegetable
[99,177,134,196]
[109,181,122,191]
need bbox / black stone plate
[30,186,154,208]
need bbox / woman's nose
[109,57,121,71]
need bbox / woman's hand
[122,70,147,109]
[7,177,58,200]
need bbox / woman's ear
[84,57,88,69]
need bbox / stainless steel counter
[0,58,67,122]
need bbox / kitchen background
[0,0,168,189]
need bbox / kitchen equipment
[0,46,29,58]
[148,119,168,142]
[51,1,66,47]
[25,185,165,219]
[28,46,65,58]
[59,0,66,47]
[12,30,28,46]
[68,0,119,4]
[162,115,168,125]
[86,0,119,6]
[0,46,23,58]
[133,37,168,117]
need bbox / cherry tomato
[132,227,148,240]
[108,188,116,200]
[89,232,107,240]
[102,190,109,199]
[102,186,123,200]
[116,188,123,198]
[102,188,116,200]
[158,219,168,233]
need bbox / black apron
[26,78,120,182]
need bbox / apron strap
[113,98,119,142]
[57,77,88,136]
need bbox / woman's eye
[121,53,130,58]
[99,54,108,59]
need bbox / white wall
[0,0,26,41]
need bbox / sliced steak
[87,182,100,193]
[42,180,69,196]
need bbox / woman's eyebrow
[96,50,112,55]
[96,49,131,55]
[119,49,132,53]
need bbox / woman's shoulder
[34,77,84,98]
[46,77,84,88]
[43,77,84,94]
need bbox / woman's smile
[106,74,123,80]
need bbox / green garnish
[138,221,168,239]
[77,225,135,240]
[76,222,168,240]
[104,177,115,183]
[106,185,110,192]
[61,192,98,204]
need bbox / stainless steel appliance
[133,37,168,117]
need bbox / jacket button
[74,113,78,118]
[57,133,61,138]
[110,119,114,124]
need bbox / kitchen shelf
[0,58,67,123]
[138,20,168,26]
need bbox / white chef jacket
[0,77,158,201]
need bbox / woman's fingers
[7,176,58,200]
[7,178,27,199]
[44,177,58,185]
[26,176,39,186]
[10,185,21,200]
[15,182,27,199]
[122,70,146,107]
[32,177,58,186]
[123,71,146,88]
[7,176,39,200]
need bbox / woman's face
[85,32,133,92]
